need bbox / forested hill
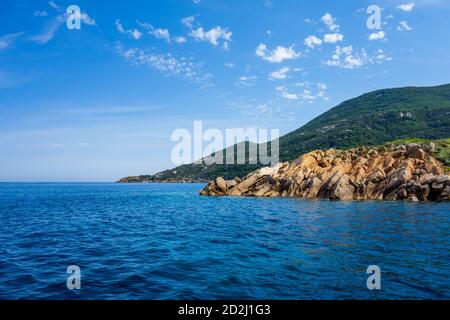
[118,84,450,183]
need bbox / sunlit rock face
[200,143,450,202]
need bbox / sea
[0,183,448,299]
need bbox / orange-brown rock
[200,143,449,201]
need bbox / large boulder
[215,177,228,192]
[405,146,426,161]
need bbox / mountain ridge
[118,84,450,183]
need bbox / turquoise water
[0,183,448,300]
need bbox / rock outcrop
[200,143,450,201]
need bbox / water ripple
[0,183,449,299]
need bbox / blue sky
[1,0,450,181]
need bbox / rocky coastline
[200,143,450,201]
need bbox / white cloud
[275,83,328,102]
[115,43,213,88]
[324,46,391,69]
[304,35,322,49]
[324,46,365,69]
[152,28,171,42]
[30,15,65,44]
[276,86,299,100]
[321,13,339,31]
[181,16,195,28]
[317,82,327,91]
[320,13,344,44]
[255,104,273,116]
[182,16,231,49]
[0,32,24,49]
[79,12,96,26]
[69,11,96,26]
[174,36,186,44]
[138,21,185,44]
[192,0,201,3]
[300,89,318,102]
[295,81,312,87]
[397,21,413,31]
[49,0,59,10]
[256,43,300,63]
[222,41,230,51]
[224,62,235,68]
[324,33,344,43]
[373,49,393,63]
[282,92,300,100]
[269,67,290,80]
[369,30,385,40]
[397,3,415,11]
[115,19,142,40]
[300,82,329,101]
[115,20,125,32]
[237,75,258,86]
[189,26,232,49]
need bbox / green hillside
[118,84,450,182]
